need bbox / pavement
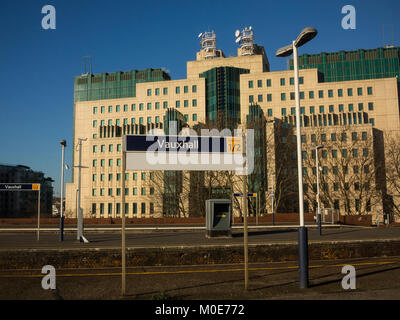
[0,224,399,249]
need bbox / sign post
[122,130,251,293]
[0,183,40,240]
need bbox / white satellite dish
[235,30,240,37]
[198,32,203,38]
[249,26,252,30]
[235,37,241,43]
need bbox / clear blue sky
[0,0,399,196]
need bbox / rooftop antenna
[198,31,217,59]
[83,55,92,75]
[235,26,255,56]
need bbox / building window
[267,109,272,117]
[329,105,334,113]
[249,95,254,103]
[339,104,344,112]
[141,172,146,180]
[248,80,253,88]
[281,93,286,101]
[281,108,286,116]
[290,77,294,85]
[192,99,197,107]
[163,101,168,109]
[108,105,112,113]
[310,106,315,114]
[369,118,375,126]
[92,174,97,182]
[266,79,271,87]
[131,104,136,111]
[309,91,314,99]
[192,85,197,93]
[93,106,98,114]
[290,92,295,100]
[147,103,152,110]
[147,89,152,96]
[139,103,144,111]
[141,203,146,214]
[331,133,337,141]
[258,94,263,102]
[311,134,316,142]
[357,88,363,96]
[184,85,188,93]
[347,88,353,96]
[175,86,180,94]
[108,159,113,167]
[338,89,343,97]
[318,90,324,98]
[101,106,105,113]
[184,100,189,107]
[368,102,374,111]
[358,103,363,111]
[192,114,197,121]
[328,89,333,97]
[319,105,325,113]
[257,80,262,88]
[266,94,272,102]
[348,104,354,112]
[299,77,304,84]
[367,87,373,95]
[176,101,180,108]
[280,78,285,86]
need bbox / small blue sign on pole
[233,193,243,197]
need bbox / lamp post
[60,140,66,241]
[270,172,275,225]
[75,137,89,243]
[266,119,275,225]
[276,26,317,289]
[311,144,324,236]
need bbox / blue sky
[0,0,399,196]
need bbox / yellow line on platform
[1,259,399,279]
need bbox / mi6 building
[65,29,400,224]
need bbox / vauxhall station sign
[0,183,40,191]
[123,131,254,174]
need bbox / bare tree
[302,126,382,215]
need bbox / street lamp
[266,119,275,225]
[310,144,324,236]
[276,26,317,289]
[60,140,66,241]
[270,172,275,225]
[75,137,89,243]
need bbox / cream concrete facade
[66,44,400,222]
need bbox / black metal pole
[60,215,64,241]
[298,226,309,288]
[317,213,322,236]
